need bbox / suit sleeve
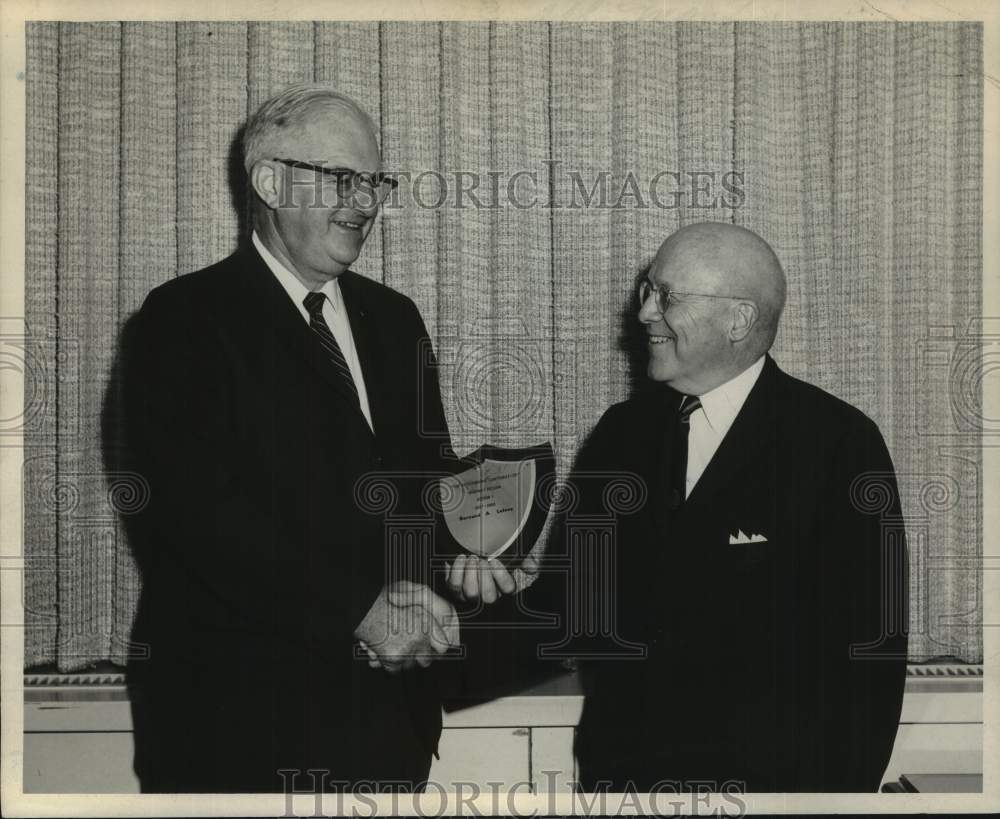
[410,303,456,471]
[792,417,909,791]
[122,288,383,643]
[353,296,462,611]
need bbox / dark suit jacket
[485,354,908,792]
[120,245,454,792]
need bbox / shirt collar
[695,355,766,435]
[252,230,344,322]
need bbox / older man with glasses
[454,221,909,793]
[122,83,458,793]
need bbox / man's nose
[638,294,661,324]
[347,187,381,216]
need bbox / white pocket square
[729,529,768,545]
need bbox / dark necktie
[668,394,702,510]
[303,291,360,406]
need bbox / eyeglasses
[637,278,753,315]
[271,158,398,206]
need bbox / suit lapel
[237,246,375,430]
[682,355,779,512]
[651,388,684,538]
[337,271,386,434]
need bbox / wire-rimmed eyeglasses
[637,278,754,315]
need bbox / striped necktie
[303,291,360,406]
[668,394,702,509]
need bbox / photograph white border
[1,1,996,815]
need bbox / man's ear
[729,301,758,342]
[249,161,281,210]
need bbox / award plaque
[438,443,555,567]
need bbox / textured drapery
[23,21,983,669]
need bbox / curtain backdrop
[23,21,983,669]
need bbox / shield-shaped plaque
[438,443,555,567]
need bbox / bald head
[656,222,786,355]
[640,222,786,394]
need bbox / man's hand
[444,553,540,604]
[386,580,461,647]
[354,581,459,674]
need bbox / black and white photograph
[1,0,996,815]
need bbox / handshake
[353,554,539,674]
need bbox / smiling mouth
[331,218,365,230]
[648,334,675,345]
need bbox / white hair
[242,82,379,172]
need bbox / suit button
[373,455,383,467]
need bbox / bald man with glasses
[453,222,909,793]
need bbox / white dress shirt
[685,355,766,496]
[252,231,374,432]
